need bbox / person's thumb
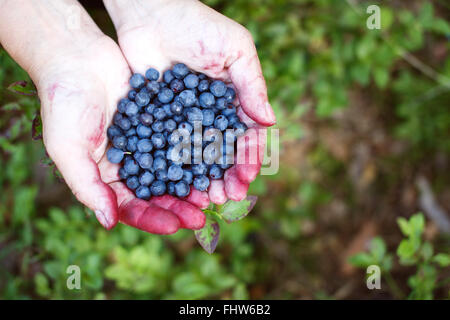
[49,145,119,229]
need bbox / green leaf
[194,216,220,254]
[348,253,374,268]
[218,196,258,223]
[7,80,37,96]
[397,217,411,236]
[432,253,450,267]
[370,237,387,262]
[409,214,425,236]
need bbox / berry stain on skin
[88,111,106,149]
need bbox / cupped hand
[36,35,205,233]
[108,0,275,204]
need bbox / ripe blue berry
[137,139,153,153]
[139,113,154,126]
[215,97,227,110]
[153,107,166,120]
[127,136,138,152]
[222,104,236,116]
[168,164,183,181]
[198,79,209,92]
[170,79,184,93]
[209,164,223,179]
[124,158,140,175]
[172,63,189,79]
[117,98,129,113]
[187,107,203,124]
[107,147,124,164]
[183,74,199,89]
[137,124,152,138]
[214,115,229,131]
[182,170,194,184]
[193,175,210,191]
[163,70,175,83]
[199,92,215,108]
[209,80,227,97]
[151,132,166,149]
[137,153,153,169]
[150,180,166,196]
[178,122,193,134]
[119,167,129,180]
[129,73,146,89]
[156,169,168,182]
[145,68,159,81]
[179,90,196,107]
[164,119,177,132]
[107,125,123,140]
[170,101,183,115]
[233,121,247,136]
[224,87,236,102]
[175,181,190,197]
[152,156,167,171]
[192,163,208,176]
[202,109,215,126]
[136,185,151,200]
[126,176,140,190]
[128,90,137,100]
[151,120,164,133]
[125,101,139,117]
[113,135,127,150]
[139,171,155,186]
[125,128,136,137]
[158,88,174,104]
[146,81,160,94]
[135,91,150,107]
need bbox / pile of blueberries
[106,63,247,200]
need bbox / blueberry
[125,127,136,137]
[173,114,184,123]
[119,167,129,180]
[172,63,189,79]
[145,68,159,81]
[214,115,229,131]
[139,171,155,186]
[215,97,227,110]
[163,70,175,83]
[150,180,166,196]
[156,169,168,182]
[124,158,140,175]
[153,107,166,120]
[133,152,142,162]
[153,150,166,159]
[202,109,215,126]
[183,74,199,89]
[167,164,183,181]
[115,115,130,130]
[129,115,140,126]
[199,92,215,108]
[106,147,124,164]
[170,78,184,93]
[192,163,208,176]
[198,73,207,80]
[107,125,123,140]
[153,156,167,171]
[146,81,160,94]
[224,87,236,102]
[112,135,127,150]
[187,107,203,124]
[227,114,240,127]
[209,164,223,179]
[233,121,247,136]
[135,91,150,107]
[163,104,174,117]
[137,139,153,153]
[167,181,176,195]
[117,98,130,113]
[164,119,177,132]
[210,80,227,97]
[140,113,154,126]
[136,185,151,200]
[151,121,165,133]
[151,132,166,149]
[182,170,194,184]
[137,153,153,169]
[222,104,236,116]
[137,124,152,138]
[127,136,138,152]
[125,101,139,117]
[175,181,190,197]
[170,101,183,115]
[145,104,156,114]
[126,176,140,190]
[178,122,193,134]
[129,73,146,89]
[158,88,174,104]
[179,90,196,107]
[128,90,137,100]
[198,79,209,92]
[193,175,210,191]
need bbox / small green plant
[350,213,450,299]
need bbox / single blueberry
[182,170,194,184]
[175,181,190,197]
[126,176,140,190]
[233,121,247,136]
[163,104,174,117]
[198,73,207,80]
[178,122,193,134]
[119,167,129,180]
[187,107,203,124]
[153,150,166,159]
[170,78,184,93]
[113,135,127,150]
[215,97,227,110]
[107,125,123,140]
[151,120,165,133]
[129,115,140,127]
[170,101,183,115]
[164,119,177,132]
[117,117,131,131]
[136,185,151,200]
[117,98,130,113]
[137,124,152,138]
[158,88,174,104]
[184,74,199,89]
[193,175,210,191]
[135,91,150,107]
[150,180,167,196]
[227,114,240,127]
[224,87,236,102]
[192,163,208,176]
[151,132,166,149]
[124,158,140,175]
[153,107,166,121]
[173,114,184,123]
[167,181,176,195]
[199,92,215,108]
[210,80,227,97]
[106,147,124,164]
[156,169,168,182]
[198,79,209,92]
[127,136,138,152]
[222,104,236,117]
[137,153,153,169]
[145,68,159,81]
[125,127,136,137]
[146,81,160,94]
[163,70,175,83]
[214,115,229,131]
[209,164,224,179]
[179,90,196,107]
[139,113,154,127]
[172,63,189,79]
[137,139,153,153]
[139,171,155,186]
[125,102,139,117]
[129,73,146,89]
[128,90,137,100]
[202,109,215,126]
[152,156,167,172]
[145,104,156,114]
[168,164,183,181]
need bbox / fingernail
[95,210,110,229]
[264,102,276,125]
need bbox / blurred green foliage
[1,0,450,299]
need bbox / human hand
[104,0,276,204]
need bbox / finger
[119,198,180,235]
[150,195,206,230]
[228,37,276,126]
[186,187,210,209]
[235,126,266,184]
[98,155,121,183]
[208,180,227,205]
[224,166,249,201]
[52,149,118,230]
